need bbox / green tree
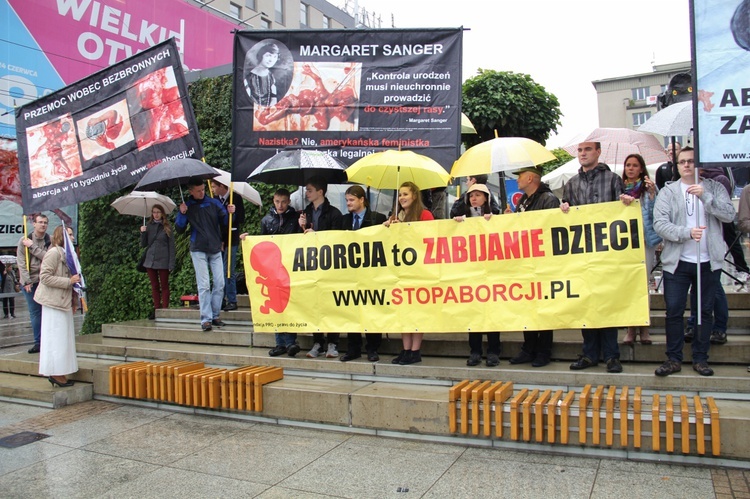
[462,69,562,147]
[543,148,574,176]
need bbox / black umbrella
[247,150,348,185]
[134,158,219,202]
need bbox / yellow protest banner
[242,201,650,333]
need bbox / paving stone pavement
[0,399,745,498]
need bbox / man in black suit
[339,185,387,362]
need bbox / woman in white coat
[35,226,80,387]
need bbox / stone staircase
[1,291,749,466]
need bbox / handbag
[136,251,148,273]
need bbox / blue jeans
[687,284,728,332]
[663,261,720,364]
[190,251,224,324]
[222,244,239,304]
[22,283,42,345]
[581,327,619,362]
[275,333,297,347]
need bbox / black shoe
[269,345,287,357]
[148,310,156,320]
[287,344,301,357]
[693,362,714,376]
[606,358,623,373]
[340,351,361,362]
[684,325,694,343]
[466,352,482,366]
[486,353,500,367]
[655,359,681,376]
[212,319,226,327]
[48,377,74,387]
[392,350,407,364]
[223,302,238,311]
[569,356,596,370]
[400,350,421,365]
[509,350,535,365]
[28,344,40,354]
[201,322,212,332]
[710,330,727,345]
[367,351,380,362]
[531,355,550,368]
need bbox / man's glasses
[677,159,695,165]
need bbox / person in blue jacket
[176,177,230,332]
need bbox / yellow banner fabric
[242,201,650,333]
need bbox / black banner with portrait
[232,28,463,182]
[15,38,202,214]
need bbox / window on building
[633,112,652,127]
[275,0,284,24]
[660,84,667,94]
[261,18,271,29]
[229,2,241,19]
[322,15,330,28]
[245,0,256,10]
[632,87,650,101]
[300,3,308,27]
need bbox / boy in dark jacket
[176,177,229,332]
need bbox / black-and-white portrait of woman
[243,39,293,107]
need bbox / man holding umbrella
[560,141,624,373]
[652,147,735,377]
[176,178,230,332]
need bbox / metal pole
[695,165,701,326]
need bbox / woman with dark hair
[620,153,659,345]
[245,42,280,106]
[140,204,175,319]
[453,183,500,366]
[384,181,434,365]
[35,226,80,387]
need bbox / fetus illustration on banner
[250,242,291,314]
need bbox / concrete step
[648,290,750,310]
[94,318,750,364]
[1,334,737,395]
[0,372,93,409]
[156,308,253,323]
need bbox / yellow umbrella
[345,150,451,190]
[461,113,477,134]
[451,137,556,178]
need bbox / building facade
[188,0,355,30]
[592,61,691,147]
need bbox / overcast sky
[338,0,692,148]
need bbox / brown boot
[639,327,652,345]
[623,327,636,346]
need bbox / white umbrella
[211,168,262,207]
[111,191,176,224]
[563,127,667,166]
[638,101,693,137]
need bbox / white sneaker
[326,343,339,358]
[306,343,322,358]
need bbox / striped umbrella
[563,128,667,166]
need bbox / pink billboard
[7,0,236,85]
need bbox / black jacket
[655,162,678,190]
[342,208,387,230]
[261,206,302,235]
[303,198,343,231]
[515,183,560,212]
[450,190,501,218]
